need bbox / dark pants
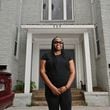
[45,89,72,110]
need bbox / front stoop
[31,89,87,106]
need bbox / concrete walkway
[5,106,110,110]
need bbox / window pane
[97,40,101,55]
[43,0,48,20]
[67,0,72,20]
[95,27,99,40]
[52,0,63,20]
[14,41,17,56]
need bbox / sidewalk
[5,106,110,110]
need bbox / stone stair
[31,89,87,106]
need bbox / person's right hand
[50,86,61,96]
[58,86,67,94]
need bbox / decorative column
[24,31,32,94]
[32,41,40,90]
[84,32,93,92]
[75,41,82,88]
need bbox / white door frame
[32,37,81,90]
[22,24,95,93]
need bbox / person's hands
[58,86,67,94]
[50,85,68,95]
[50,86,61,96]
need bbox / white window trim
[41,0,75,21]
[63,0,67,20]
[48,0,51,20]
[72,0,75,20]
[41,0,43,21]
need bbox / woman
[40,37,75,110]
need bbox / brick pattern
[0,0,19,88]
[0,0,109,92]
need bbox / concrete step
[72,100,87,106]
[32,89,84,96]
[32,100,87,106]
[32,89,86,106]
[32,94,84,101]
[32,101,47,106]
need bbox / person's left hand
[58,86,67,94]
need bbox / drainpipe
[16,0,23,59]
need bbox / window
[67,0,72,20]
[95,27,101,56]
[43,0,48,20]
[14,28,18,56]
[52,0,63,20]
[0,65,7,70]
[14,41,17,56]
[42,0,74,21]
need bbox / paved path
[5,106,110,110]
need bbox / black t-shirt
[41,52,73,87]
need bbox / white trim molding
[23,24,94,93]
[21,24,95,29]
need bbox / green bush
[14,80,36,93]
[30,81,36,91]
[14,80,24,93]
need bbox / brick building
[0,0,110,106]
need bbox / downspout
[16,0,23,59]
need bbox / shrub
[14,80,36,93]
[14,80,24,93]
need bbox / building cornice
[21,24,95,29]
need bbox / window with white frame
[95,27,101,56]
[42,0,74,21]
